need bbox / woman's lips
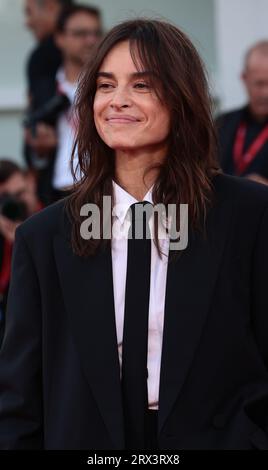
[106,116,140,123]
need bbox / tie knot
[128,201,153,240]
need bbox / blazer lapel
[158,196,234,434]
[53,233,124,449]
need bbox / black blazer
[1,173,268,450]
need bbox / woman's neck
[114,147,167,200]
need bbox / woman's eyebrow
[96,72,114,79]
[96,71,154,79]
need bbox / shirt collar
[112,180,153,226]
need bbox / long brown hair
[66,18,221,258]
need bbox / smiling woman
[68,18,220,258]
[1,18,268,451]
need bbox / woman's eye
[134,82,150,89]
[97,83,113,89]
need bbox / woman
[1,19,268,450]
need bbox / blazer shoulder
[213,173,268,208]
[17,197,69,243]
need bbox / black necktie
[121,201,153,449]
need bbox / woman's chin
[107,142,139,151]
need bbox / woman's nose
[110,88,132,109]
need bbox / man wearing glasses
[25,3,103,202]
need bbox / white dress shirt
[111,180,170,410]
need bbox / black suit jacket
[1,173,268,450]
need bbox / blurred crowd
[0,0,103,344]
[1,0,268,345]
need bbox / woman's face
[93,40,170,153]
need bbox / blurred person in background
[0,160,42,347]
[51,4,102,200]
[25,4,102,202]
[24,0,74,205]
[217,41,268,185]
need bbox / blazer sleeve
[252,203,268,372]
[0,227,43,449]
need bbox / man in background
[24,0,73,204]
[216,41,268,185]
[26,4,102,201]
[0,160,42,347]
[52,4,102,198]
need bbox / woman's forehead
[98,41,144,74]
